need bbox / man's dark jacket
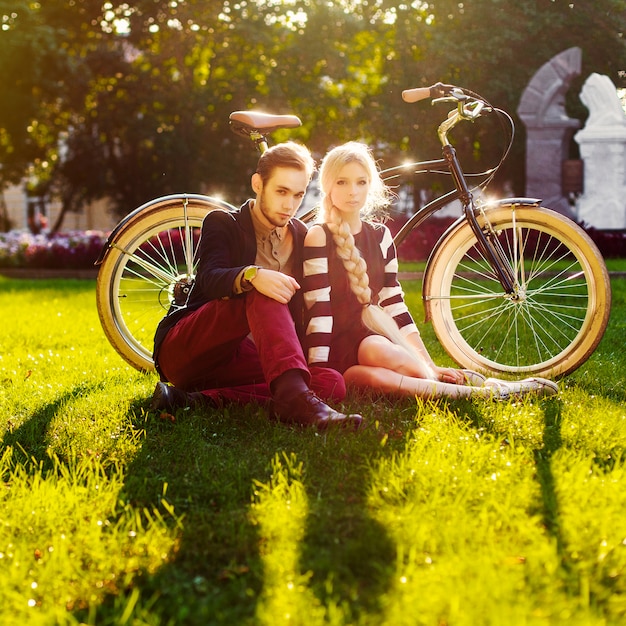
[153,200,308,374]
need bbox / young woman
[302,142,557,400]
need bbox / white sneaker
[461,369,487,386]
[483,376,558,399]
[480,379,514,401]
[519,377,559,396]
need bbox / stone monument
[517,47,582,217]
[574,73,626,229]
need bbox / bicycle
[95,84,611,378]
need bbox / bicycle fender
[421,197,542,321]
[482,197,542,209]
[94,193,237,265]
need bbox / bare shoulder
[304,224,327,246]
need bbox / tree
[1,0,624,229]
[1,0,131,228]
[0,1,86,186]
[375,0,626,194]
[1,0,271,225]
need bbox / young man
[151,142,362,429]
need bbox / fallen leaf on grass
[218,565,250,580]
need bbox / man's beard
[256,191,289,228]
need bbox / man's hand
[251,268,300,304]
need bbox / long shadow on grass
[464,399,569,565]
[1,384,99,468]
[467,398,571,572]
[297,413,398,623]
[81,398,398,625]
[532,401,569,565]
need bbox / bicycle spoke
[430,220,597,369]
[120,261,170,292]
[112,243,175,284]
[182,197,195,275]
[114,225,202,354]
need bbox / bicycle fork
[443,145,517,296]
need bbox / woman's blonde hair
[318,143,434,378]
[318,141,391,224]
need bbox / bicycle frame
[385,96,533,296]
[385,157,542,297]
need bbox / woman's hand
[433,366,466,385]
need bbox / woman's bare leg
[357,335,436,380]
[344,364,491,400]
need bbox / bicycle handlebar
[402,82,460,103]
[399,82,513,199]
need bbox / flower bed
[0,230,108,270]
[392,217,456,261]
[0,220,623,272]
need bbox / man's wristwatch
[242,265,260,289]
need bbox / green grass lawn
[1,275,625,625]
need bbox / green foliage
[1,0,624,223]
[1,275,626,624]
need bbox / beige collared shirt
[234,200,296,293]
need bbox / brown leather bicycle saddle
[229,111,302,137]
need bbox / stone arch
[517,47,582,215]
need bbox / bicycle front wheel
[96,194,235,372]
[423,205,611,377]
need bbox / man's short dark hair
[256,141,315,184]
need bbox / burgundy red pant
[157,290,345,404]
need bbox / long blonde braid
[326,219,371,306]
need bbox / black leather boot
[150,382,212,412]
[270,390,362,430]
[270,371,362,430]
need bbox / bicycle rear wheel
[423,205,611,377]
[96,194,235,372]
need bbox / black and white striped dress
[302,221,418,373]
